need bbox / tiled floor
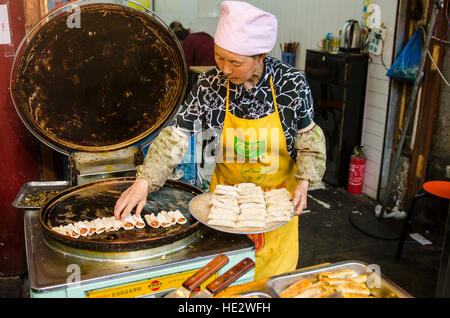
[298,184,445,298]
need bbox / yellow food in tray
[279,278,312,298]
[280,269,376,298]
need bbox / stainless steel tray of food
[265,260,413,298]
[12,181,71,209]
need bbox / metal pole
[378,0,440,220]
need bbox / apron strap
[226,80,230,112]
[269,76,279,113]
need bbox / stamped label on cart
[85,269,218,298]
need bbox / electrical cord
[427,49,450,86]
[366,31,389,70]
[432,35,450,44]
[420,25,450,87]
[379,36,390,71]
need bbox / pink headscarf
[214,1,278,56]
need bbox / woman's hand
[293,179,309,215]
[114,178,149,220]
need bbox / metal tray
[265,260,413,298]
[12,181,71,209]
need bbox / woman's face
[214,45,265,86]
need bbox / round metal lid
[10,1,187,154]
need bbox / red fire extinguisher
[347,146,366,194]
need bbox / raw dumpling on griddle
[158,211,172,227]
[122,214,135,230]
[58,225,72,237]
[66,223,80,238]
[110,217,123,231]
[133,214,146,229]
[82,220,97,236]
[101,217,115,232]
[171,210,187,225]
[52,225,68,236]
[74,221,89,236]
[144,213,160,228]
[93,218,107,234]
[166,211,177,225]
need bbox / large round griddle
[10,1,187,153]
[40,178,203,252]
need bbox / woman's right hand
[114,178,149,220]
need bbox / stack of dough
[206,183,295,229]
[235,183,266,228]
[207,185,240,228]
[265,188,294,223]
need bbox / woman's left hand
[293,179,309,215]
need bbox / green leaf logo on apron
[234,136,266,160]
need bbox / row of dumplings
[143,210,186,228]
[51,214,146,238]
[51,210,186,238]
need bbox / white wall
[360,0,398,199]
[154,0,399,199]
[155,0,364,70]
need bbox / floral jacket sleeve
[294,122,326,187]
[135,125,189,192]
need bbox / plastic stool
[396,181,450,259]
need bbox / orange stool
[396,181,450,259]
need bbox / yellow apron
[210,77,299,280]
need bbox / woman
[114,1,326,280]
[169,21,216,67]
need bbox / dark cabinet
[305,50,368,187]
